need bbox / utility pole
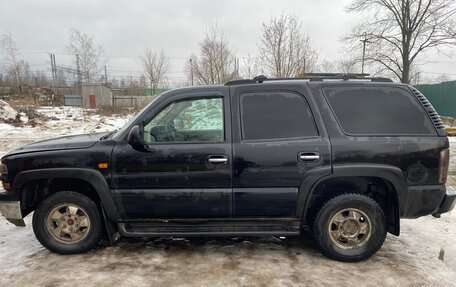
[76,54,81,96]
[54,54,59,95]
[189,58,194,86]
[360,32,370,75]
[49,53,58,95]
[49,53,54,84]
[303,58,306,76]
[76,54,81,84]
[34,76,38,105]
[104,65,108,86]
[49,53,58,106]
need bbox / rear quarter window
[323,86,436,136]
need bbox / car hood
[3,132,109,157]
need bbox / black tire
[312,193,386,262]
[32,191,103,254]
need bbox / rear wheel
[312,193,386,262]
[33,191,103,254]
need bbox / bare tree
[33,71,51,87]
[66,29,104,83]
[139,75,147,88]
[0,32,21,89]
[319,59,336,73]
[56,69,67,86]
[258,15,317,78]
[337,56,360,74]
[415,72,453,84]
[0,34,36,89]
[187,23,236,84]
[433,74,451,83]
[241,54,261,79]
[127,75,138,88]
[346,0,456,83]
[141,48,169,94]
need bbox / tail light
[0,163,7,174]
[0,163,11,191]
[439,149,450,184]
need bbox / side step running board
[118,221,301,237]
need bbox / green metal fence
[415,81,456,118]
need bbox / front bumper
[0,193,24,226]
[433,186,456,216]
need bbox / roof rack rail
[224,73,393,86]
[224,79,257,86]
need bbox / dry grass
[5,98,39,110]
[4,97,140,118]
[95,106,140,117]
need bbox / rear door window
[240,91,318,141]
[323,86,435,135]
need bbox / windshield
[111,95,162,140]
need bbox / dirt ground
[0,115,455,286]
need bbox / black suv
[1,75,455,262]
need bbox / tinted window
[144,97,224,143]
[323,87,435,135]
[240,92,318,140]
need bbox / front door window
[144,97,224,143]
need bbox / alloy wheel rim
[328,208,371,249]
[45,203,91,244]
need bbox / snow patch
[0,100,18,122]
[0,106,133,156]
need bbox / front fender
[13,168,118,222]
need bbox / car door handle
[208,156,228,165]
[298,152,320,162]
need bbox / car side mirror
[174,118,184,130]
[127,125,143,148]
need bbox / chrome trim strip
[208,158,228,164]
[299,155,320,161]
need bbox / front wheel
[312,193,387,262]
[33,191,103,254]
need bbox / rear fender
[299,164,407,235]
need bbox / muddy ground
[0,130,455,286]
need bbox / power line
[419,71,456,76]
[16,50,262,60]
[106,55,189,60]
[416,60,456,64]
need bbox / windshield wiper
[100,129,118,140]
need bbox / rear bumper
[402,185,451,218]
[433,186,456,216]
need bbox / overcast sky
[1,0,455,84]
